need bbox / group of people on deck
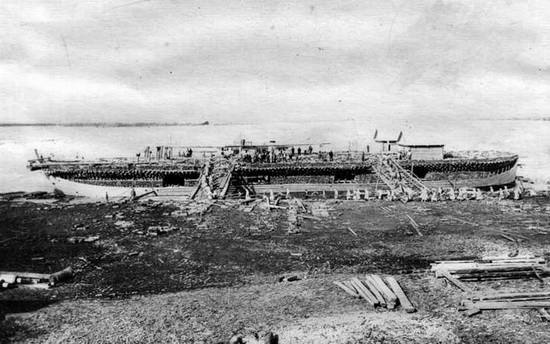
[235,145,338,164]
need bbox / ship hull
[44,162,518,199]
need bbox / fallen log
[49,267,74,286]
[385,276,416,313]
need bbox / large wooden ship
[28,135,518,200]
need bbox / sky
[1,0,550,124]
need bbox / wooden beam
[369,275,398,309]
[466,301,550,310]
[456,270,548,280]
[385,276,416,313]
[438,270,473,293]
[350,278,378,307]
[472,291,550,301]
[362,277,387,307]
[333,281,360,298]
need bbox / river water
[0,119,548,193]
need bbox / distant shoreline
[0,121,210,127]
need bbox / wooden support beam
[438,270,473,293]
[385,276,416,313]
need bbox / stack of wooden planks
[334,274,416,313]
[431,256,548,293]
[461,291,550,318]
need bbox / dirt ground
[1,193,550,343]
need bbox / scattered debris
[67,236,100,244]
[347,227,358,237]
[405,214,423,236]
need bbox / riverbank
[1,195,550,343]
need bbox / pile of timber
[0,267,73,290]
[334,275,416,313]
[432,256,549,292]
[461,291,550,318]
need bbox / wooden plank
[473,291,550,301]
[347,227,358,237]
[456,270,549,280]
[369,275,398,309]
[448,265,546,274]
[0,271,50,280]
[333,281,360,298]
[350,278,378,306]
[385,276,416,313]
[500,233,517,242]
[467,301,550,310]
[362,276,387,307]
[342,281,358,294]
[438,270,473,293]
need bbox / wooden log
[333,281,360,298]
[362,276,387,307]
[385,276,416,313]
[49,267,73,286]
[347,227,358,237]
[369,275,398,309]
[350,278,378,306]
[438,270,473,293]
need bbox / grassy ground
[1,195,550,343]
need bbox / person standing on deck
[328,150,334,161]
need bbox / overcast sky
[1,0,549,124]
